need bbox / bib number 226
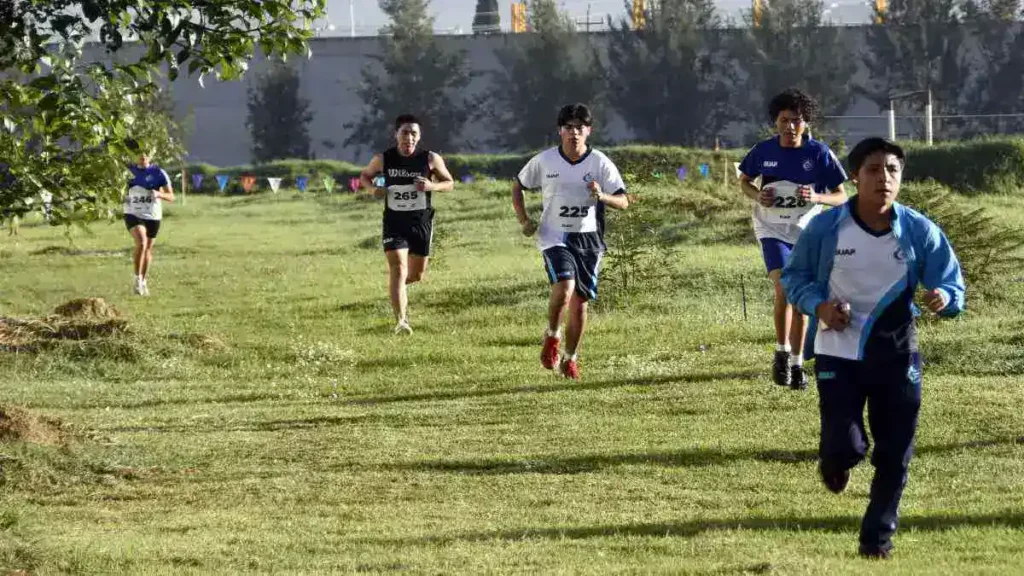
[772,196,808,209]
[558,205,589,218]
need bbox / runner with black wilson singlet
[358,114,455,334]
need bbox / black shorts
[124,215,161,239]
[382,218,433,257]
[542,245,603,301]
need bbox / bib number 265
[394,190,419,201]
[558,205,589,218]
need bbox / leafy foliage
[472,0,501,34]
[0,0,327,226]
[899,182,1024,298]
[246,63,313,163]
[862,0,974,138]
[486,0,605,151]
[603,0,736,146]
[344,0,475,157]
[732,0,856,138]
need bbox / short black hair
[847,137,905,175]
[768,88,819,124]
[557,103,592,127]
[395,114,420,130]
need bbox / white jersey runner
[517,147,626,252]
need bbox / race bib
[386,184,427,211]
[761,180,811,224]
[547,195,597,233]
[124,185,161,219]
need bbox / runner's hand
[520,219,537,237]
[373,187,387,199]
[759,187,775,208]
[923,289,948,313]
[414,176,432,192]
[588,181,603,202]
[798,185,816,204]
[816,300,851,331]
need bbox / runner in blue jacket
[781,137,965,559]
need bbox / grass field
[1,181,1023,574]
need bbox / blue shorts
[760,238,793,274]
[543,246,603,301]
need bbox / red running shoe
[560,358,580,380]
[541,335,560,369]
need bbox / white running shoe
[133,275,143,295]
[140,279,150,296]
[394,320,413,335]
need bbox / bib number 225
[558,205,589,218]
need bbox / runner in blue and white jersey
[512,103,629,381]
[738,88,848,389]
[781,137,965,559]
[123,148,174,296]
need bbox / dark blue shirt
[738,136,847,193]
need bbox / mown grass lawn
[1,181,1022,574]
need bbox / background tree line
[249,0,1018,159]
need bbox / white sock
[565,351,577,361]
[546,328,561,339]
[776,343,791,353]
[790,355,803,367]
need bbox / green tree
[472,0,501,34]
[246,63,313,162]
[344,0,475,156]
[961,1,1024,135]
[732,0,856,139]
[0,0,326,226]
[603,0,736,146]
[862,0,974,138]
[487,0,605,151]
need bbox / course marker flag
[296,176,308,192]
[241,175,256,193]
[267,177,282,193]
[215,174,229,191]
[323,176,336,193]
[677,166,687,181]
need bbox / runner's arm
[359,154,384,193]
[426,153,454,192]
[919,220,966,317]
[156,170,174,202]
[739,173,762,203]
[511,179,531,225]
[157,184,175,203]
[809,183,847,207]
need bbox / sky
[320,0,873,36]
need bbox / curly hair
[768,88,820,124]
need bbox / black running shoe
[772,350,791,387]
[790,365,807,390]
[858,542,893,560]
[819,461,850,494]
